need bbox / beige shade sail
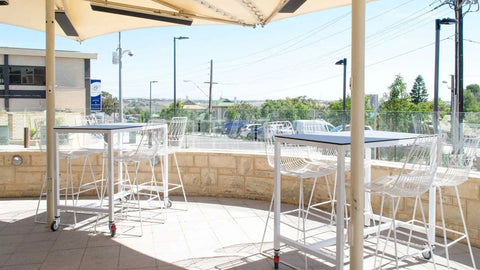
[0,0,372,268]
[0,0,373,41]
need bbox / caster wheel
[165,199,172,208]
[109,223,117,237]
[422,250,432,260]
[50,220,59,231]
[422,244,435,260]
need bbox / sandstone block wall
[1,150,479,247]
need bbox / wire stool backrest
[435,135,480,186]
[412,114,431,134]
[302,120,331,134]
[264,121,296,169]
[126,123,167,162]
[389,135,438,197]
[168,117,188,151]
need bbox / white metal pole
[118,32,123,123]
[46,0,56,228]
[350,0,366,269]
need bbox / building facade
[0,47,97,113]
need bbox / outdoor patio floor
[0,196,478,270]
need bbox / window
[9,66,46,85]
[0,67,3,84]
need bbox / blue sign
[90,79,102,111]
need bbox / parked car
[240,124,262,139]
[254,126,265,141]
[293,119,334,134]
[224,121,250,138]
[330,125,373,132]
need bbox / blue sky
[0,0,479,102]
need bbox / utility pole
[208,59,213,118]
[204,60,218,134]
[455,0,463,117]
[454,0,464,151]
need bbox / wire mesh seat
[431,135,479,269]
[365,135,438,269]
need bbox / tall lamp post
[114,32,134,123]
[149,80,158,117]
[173,36,189,117]
[434,18,456,134]
[335,58,347,130]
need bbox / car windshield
[330,126,343,132]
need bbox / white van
[293,120,335,134]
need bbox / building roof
[0,47,97,59]
[213,98,235,108]
[184,104,206,110]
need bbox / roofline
[0,47,97,59]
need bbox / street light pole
[335,58,347,129]
[173,36,189,117]
[118,32,123,122]
[149,80,158,117]
[434,18,456,134]
[115,32,134,123]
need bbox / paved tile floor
[0,197,478,270]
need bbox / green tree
[101,91,118,116]
[327,95,372,126]
[158,101,187,119]
[380,74,416,132]
[466,84,480,99]
[464,90,480,112]
[260,96,321,122]
[226,102,260,121]
[410,75,428,104]
[381,74,411,112]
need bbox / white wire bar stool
[432,135,479,269]
[300,120,350,224]
[34,116,102,226]
[112,123,168,236]
[365,135,438,270]
[163,117,188,209]
[260,121,341,266]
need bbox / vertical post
[434,19,441,134]
[208,59,213,133]
[85,59,91,115]
[342,58,347,130]
[452,0,464,151]
[46,0,56,228]
[173,38,177,117]
[350,0,366,269]
[456,1,464,123]
[273,139,282,269]
[118,32,123,123]
[149,81,152,117]
[3,55,9,111]
[24,127,30,148]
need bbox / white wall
[2,54,87,113]
[56,58,84,89]
[9,99,46,112]
[9,55,45,66]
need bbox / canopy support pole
[46,0,56,228]
[350,0,366,269]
